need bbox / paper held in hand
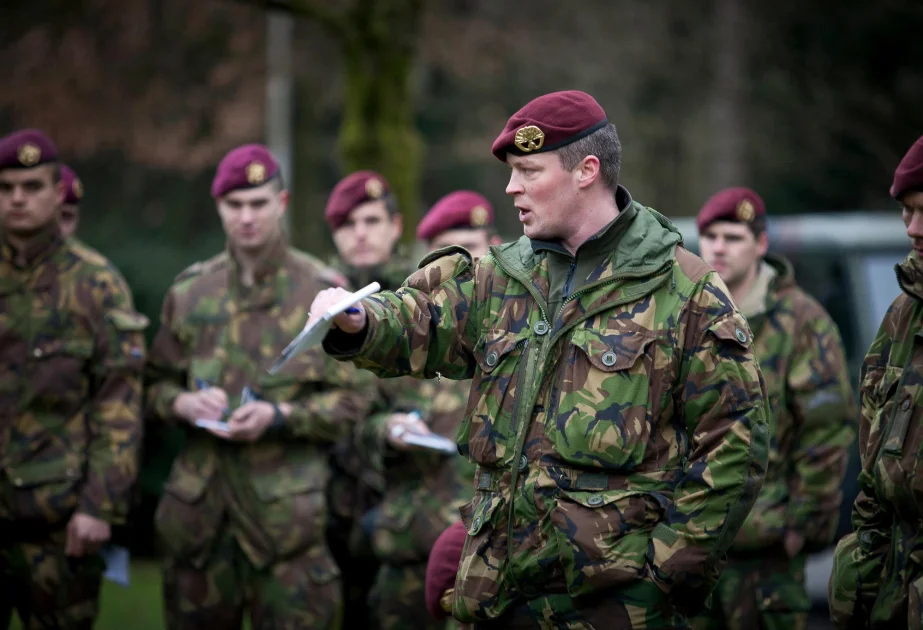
[268,282,381,375]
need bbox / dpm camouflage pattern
[693,254,855,630]
[146,238,370,627]
[325,188,770,629]
[361,376,477,630]
[0,226,147,527]
[829,251,923,629]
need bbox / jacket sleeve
[648,277,770,605]
[144,289,189,424]
[80,267,148,524]
[829,345,894,628]
[324,248,479,381]
[785,303,857,550]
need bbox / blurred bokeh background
[3,1,923,627]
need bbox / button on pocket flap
[558,488,657,510]
[707,314,752,349]
[570,329,655,372]
[463,494,505,536]
[105,309,150,332]
[252,471,324,502]
[475,330,525,374]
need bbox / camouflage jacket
[0,224,147,527]
[829,251,923,629]
[361,375,477,565]
[145,239,370,570]
[325,187,770,624]
[730,254,855,554]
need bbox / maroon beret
[211,144,280,199]
[891,136,923,200]
[417,191,494,241]
[425,521,467,620]
[696,186,766,233]
[324,170,391,230]
[491,90,608,162]
[0,129,58,171]
[60,165,83,205]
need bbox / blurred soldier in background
[58,164,82,238]
[828,135,923,629]
[0,129,147,629]
[362,191,497,630]
[692,187,856,630]
[145,144,369,630]
[425,521,469,629]
[322,171,434,628]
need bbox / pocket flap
[251,471,325,502]
[7,458,80,488]
[570,329,655,372]
[462,493,505,536]
[558,488,663,511]
[474,330,526,374]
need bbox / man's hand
[784,529,805,558]
[386,412,432,451]
[227,401,276,442]
[66,513,111,557]
[305,288,367,334]
[173,388,229,423]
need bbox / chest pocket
[30,337,94,413]
[549,328,658,470]
[861,365,903,460]
[460,330,527,468]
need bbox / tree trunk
[338,0,425,236]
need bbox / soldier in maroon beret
[321,169,435,630]
[146,143,367,629]
[59,164,83,238]
[827,135,923,627]
[416,190,500,258]
[0,129,147,628]
[306,90,772,629]
[694,188,855,629]
[324,170,404,280]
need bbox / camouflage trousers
[163,524,342,630]
[0,525,104,630]
[690,553,810,630]
[369,563,468,630]
[468,582,689,630]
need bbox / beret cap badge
[736,199,755,222]
[365,177,384,199]
[245,162,267,186]
[470,206,489,227]
[17,143,41,167]
[513,125,545,153]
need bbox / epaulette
[416,244,472,270]
[67,238,108,268]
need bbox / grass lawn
[11,559,164,630]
